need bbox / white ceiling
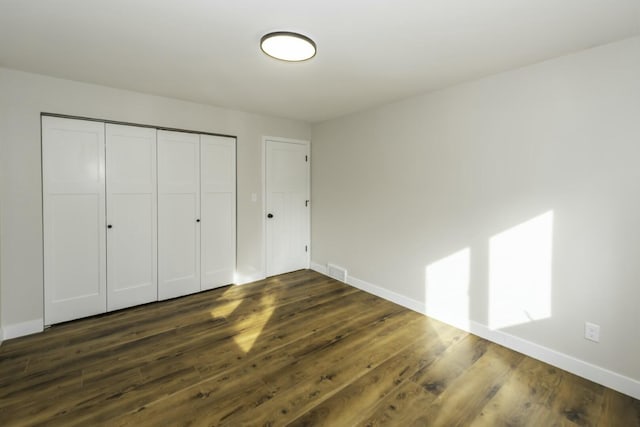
[0,0,638,123]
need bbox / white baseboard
[310,260,640,400]
[310,261,327,275]
[467,321,640,400]
[312,261,426,314]
[346,275,426,315]
[2,318,44,340]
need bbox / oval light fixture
[260,31,316,62]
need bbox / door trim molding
[262,136,311,278]
[2,318,45,340]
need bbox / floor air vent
[327,263,347,282]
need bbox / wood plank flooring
[1,270,638,426]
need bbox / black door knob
[196,219,201,222]
[267,213,274,218]
[107,224,113,229]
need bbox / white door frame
[262,136,311,277]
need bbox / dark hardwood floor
[1,270,638,426]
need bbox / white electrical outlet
[585,322,600,343]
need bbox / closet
[42,116,236,325]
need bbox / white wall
[0,67,310,335]
[311,37,640,396]
[0,202,2,344]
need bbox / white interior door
[42,116,107,325]
[200,135,236,290]
[106,124,157,311]
[265,138,310,277]
[157,130,201,300]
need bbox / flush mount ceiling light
[260,32,316,62]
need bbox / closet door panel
[106,124,157,311]
[43,116,107,325]
[157,130,201,300]
[200,135,236,290]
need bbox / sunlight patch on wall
[425,248,471,331]
[489,211,553,330]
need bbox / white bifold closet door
[200,134,236,290]
[157,130,201,300]
[157,131,236,299]
[43,117,107,324]
[105,124,158,311]
[43,118,159,323]
[44,118,236,323]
